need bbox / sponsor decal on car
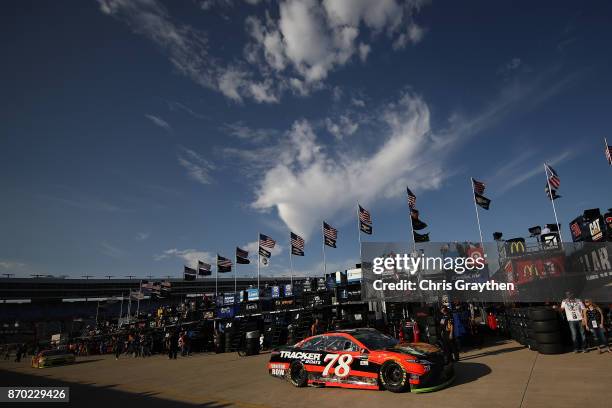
[280,351,323,365]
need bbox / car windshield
[352,330,398,350]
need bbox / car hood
[387,342,441,357]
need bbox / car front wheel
[379,361,410,393]
[288,360,308,387]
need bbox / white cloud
[154,248,213,267]
[99,0,428,103]
[0,261,26,270]
[135,232,150,241]
[358,43,371,62]
[494,150,572,195]
[223,122,279,143]
[251,93,445,239]
[393,22,424,49]
[243,240,283,258]
[165,100,208,120]
[497,57,525,77]
[144,114,171,131]
[100,242,124,258]
[177,146,215,185]
[325,115,359,140]
[351,97,366,107]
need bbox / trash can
[245,330,260,355]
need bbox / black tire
[379,361,410,393]
[537,343,564,355]
[288,360,308,387]
[534,331,562,344]
[526,340,538,351]
[531,320,559,333]
[529,308,557,322]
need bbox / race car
[31,349,76,368]
[268,328,454,393]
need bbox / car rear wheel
[288,360,308,387]
[380,361,410,393]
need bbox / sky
[1,0,612,279]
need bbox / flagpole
[136,279,141,318]
[471,178,484,248]
[289,233,294,286]
[257,232,260,291]
[357,204,362,261]
[408,205,417,253]
[544,164,564,247]
[234,252,237,294]
[119,292,123,324]
[322,223,327,276]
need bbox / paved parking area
[1,340,611,408]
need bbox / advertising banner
[216,305,238,319]
[513,256,564,285]
[346,268,362,283]
[246,288,259,302]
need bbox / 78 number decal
[322,354,353,378]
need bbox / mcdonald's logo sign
[511,241,525,253]
[523,264,539,280]
[505,239,526,257]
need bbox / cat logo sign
[510,241,525,255]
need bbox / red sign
[514,256,564,285]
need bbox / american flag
[323,222,337,240]
[290,232,305,250]
[198,260,211,276]
[606,143,612,166]
[217,255,232,268]
[236,247,248,259]
[545,164,560,189]
[406,187,416,209]
[259,233,276,249]
[184,266,197,281]
[545,184,561,201]
[472,178,486,195]
[358,205,372,224]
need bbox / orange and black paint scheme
[268,328,454,393]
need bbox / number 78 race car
[268,328,454,393]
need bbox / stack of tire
[509,308,529,346]
[422,316,440,346]
[528,307,564,355]
[495,312,510,338]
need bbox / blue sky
[1,0,611,279]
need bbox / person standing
[560,291,587,353]
[310,318,321,337]
[113,336,123,360]
[583,299,610,353]
[440,306,459,361]
[168,330,178,359]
